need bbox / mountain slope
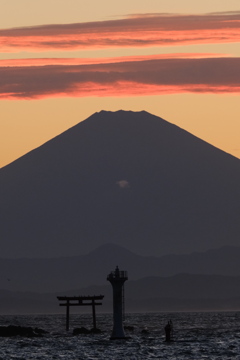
[1,110,240,257]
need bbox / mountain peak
[1,110,240,258]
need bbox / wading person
[164,320,173,342]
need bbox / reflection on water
[0,312,240,359]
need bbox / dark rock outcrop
[73,327,101,335]
[0,325,48,337]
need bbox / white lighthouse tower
[107,266,128,339]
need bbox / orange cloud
[0,12,240,52]
[0,53,226,67]
[0,56,239,99]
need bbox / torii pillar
[107,266,128,339]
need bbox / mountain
[1,110,240,258]
[1,243,240,293]
[1,273,240,314]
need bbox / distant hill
[1,110,240,258]
[1,244,240,293]
[1,273,240,314]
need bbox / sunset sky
[1,0,240,168]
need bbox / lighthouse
[107,266,128,339]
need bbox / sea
[0,311,240,359]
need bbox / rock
[124,325,134,332]
[0,325,47,337]
[90,328,101,334]
[73,327,90,335]
[73,327,102,335]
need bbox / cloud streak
[0,53,226,67]
[0,56,239,99]
[0,12,240,52]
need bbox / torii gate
[57,295,104,331]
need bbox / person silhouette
[165,320,173,342]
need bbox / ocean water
[0,312,240,359]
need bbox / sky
[1,0,240,168]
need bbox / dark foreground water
[0,312,240,359]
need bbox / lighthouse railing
[107,271,128,280]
